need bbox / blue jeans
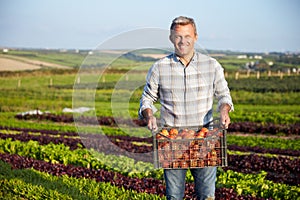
[164,167,216,200]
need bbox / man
[139,16,233,200]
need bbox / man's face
[169,24,198,57]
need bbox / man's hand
[146,116,158,132]
[142,108,158,132]
[220,104,231,129]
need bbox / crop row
[0,154,165,200]
[14,113,146,127]
[0,160,163,200]
[15,113,300,135]
[0,125,78,136]
[226,134,299,154]
[228,121,300,135]
[228,144,299,157]
[1,127,299,157]
[229,109,300,124]
[0,131,152,162]
[0,153,268,200]
[1,147,299,200]
[226,154,299,186]
[0,130,82,150]
[0,138,299,187]
[227,76,300,93]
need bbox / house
[237,55,247,59]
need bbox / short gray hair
[170,16,197,35]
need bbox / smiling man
[139,16,233,200]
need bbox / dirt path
[0,54,71,71]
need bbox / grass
[0,49,299,131]
[0,72,299,125]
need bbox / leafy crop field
[0,49,299,199]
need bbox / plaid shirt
[139,52,233,127]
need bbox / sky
[0,0,299,52]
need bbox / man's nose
[179,37,185,44]
[179,37,189,44]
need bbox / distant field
[0,56,41,71]
[0,54,72,71]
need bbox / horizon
[1,46,299,54]
[1,0,299,53]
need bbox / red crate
[153,123,227,169]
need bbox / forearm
[220,103,231,113]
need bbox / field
[0,49,299,199]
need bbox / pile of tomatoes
[155,127,223,168]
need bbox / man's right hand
[142,108,158,132]
[146,116,158,132]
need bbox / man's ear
[195,34,198,42]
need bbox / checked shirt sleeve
[138,64,159,119]
[213,59,234,112]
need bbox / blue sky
[0,0,299,52]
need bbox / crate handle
[156,132,171,140]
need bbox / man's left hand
[220,104,231,129]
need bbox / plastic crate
[153,122,227,169]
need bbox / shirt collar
[171,52,197,68]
